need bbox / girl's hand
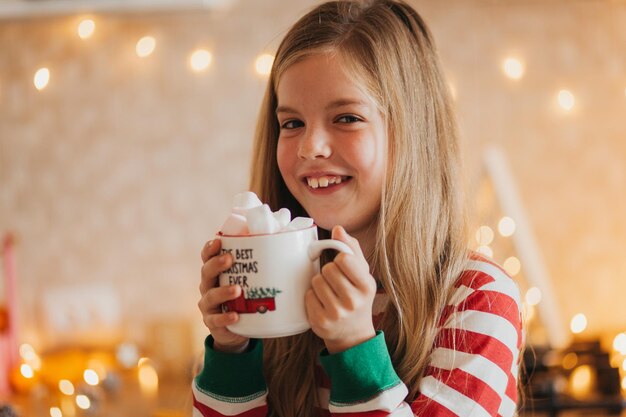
[305,226,377,354]
[198,239,250,353]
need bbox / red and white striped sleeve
[410,257,523,417]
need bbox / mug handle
[308,239,353,260]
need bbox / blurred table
[0,374,192,417]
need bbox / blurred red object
[0,306,7,333]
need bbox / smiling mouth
[305,175,351,189]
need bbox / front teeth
[307,176,344,189]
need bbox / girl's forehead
[275,52,380,108]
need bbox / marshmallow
[287,217,314,231]
[220,213,249,235]
[273,208,291,229]
[232,191,263,215]
[245,204,281,235]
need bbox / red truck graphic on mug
[223,286,282,314]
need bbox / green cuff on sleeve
[319,331,402,404]
[194,335,266,398]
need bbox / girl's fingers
[203,311,239,329]
[198,285,241,312]
[305,288,325,322]
[320,262,358,305]
[200,253,232,294]
[310,273,340,310]
[201,239,221,263]
[333,252,375,293]
[331,225,365,260]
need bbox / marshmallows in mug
[220,191,314,235]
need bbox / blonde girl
[195,1,522,416]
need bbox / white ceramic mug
[218,225,352,338]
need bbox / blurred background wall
[0,0,625,355]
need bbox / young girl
[195,1,522,416]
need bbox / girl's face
[276,53,387,238]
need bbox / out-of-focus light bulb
[562,352,578,370]
[255,53,274,76]
[475,226,494,245]
[503,256,521,276]
[84,369,99,386]
[59,379,75,395]
[136,36,156,58]
[525,287,542,306]
[498,216,516,237]
[502,57,524,80]
[138,360,159,397]
[190,49,212,72]
[20,364,34,378]
[558,89,575,111]
[569,365,593,398]
[613,333,626,354]
[34,68,50,90]
[77,19,95,39]
[570,313,587,334]
[476,246,493,258]
[76,394,91,410]
[50,407,62,417]
[19,344,36,360]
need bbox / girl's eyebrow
[276,105,298,114]
[325,98,368,110]
[276,99,368,114]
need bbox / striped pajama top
[192,255,523,416]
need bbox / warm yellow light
[138,362,159,397]
[498,216,516,237]
[59,379,75,395]
[136,36,156,58]
[569,365,593,398]
[562,352,578,370]
[77,19,95,39]
[622,376,626,391]
[255,53,274,76]
[503,257,521,276]
[475,226,494,245]
[622,358,626,371]
[190,49,212,72]
[84,369,99,386]
[570,313,587,334]
[76,394,91,410]
[476,246,493,258]
[525,287,542,306]
[502,57,524,80]
[50,407,62,417]
[34,68,50,90]
[558,89,575,111]
[613,333,626,354]
[138,357,149,367]
[20,363,34,378]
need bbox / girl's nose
[297,127,332,160]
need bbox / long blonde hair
[249,1,469,415]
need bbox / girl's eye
[281,119,304,129]
[336,115,362,124]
